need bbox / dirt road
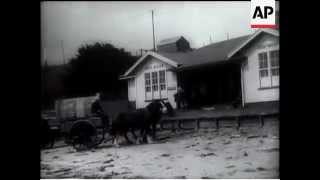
[41,120,279,178]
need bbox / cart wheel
[70,121,98,151]
[72,133,97,151]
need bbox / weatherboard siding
[242,34,279,104]
[128,78,136,102]
[128,56,177,109]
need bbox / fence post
[216,118,219,131]
[159,121,163,131]
[236,116,241,131]
[171,120,176,133]
[259,115,264,128]
[178,119,183,130]
[160,121,165,131]
[195,119,201,131]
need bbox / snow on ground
[41,119,279,179]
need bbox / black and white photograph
[41,1,279,179]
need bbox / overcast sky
[41,1,257,65]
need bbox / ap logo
[251,0,276,28]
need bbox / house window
[128,79,135,88]
[159,70,166,90]
[258,50,279,89]
[270,50,279,75]
[259,52,268,77]
[258,52,270,88]
[152,71,158,91]
[270,50,279,86]
[145,73,151,92]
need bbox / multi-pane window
[159,70,166,90]
[259,52,269,77]
[270,50,279,76]
[152,71,158,91]
[258,50,279,88]
[145,73,151,92]
[145,69,167,99]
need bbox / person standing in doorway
[175,86,186,109]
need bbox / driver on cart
[91,93,109,129]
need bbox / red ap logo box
[251,0,276,28]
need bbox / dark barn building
[157,36,192,53]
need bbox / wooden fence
[160,112,279,132]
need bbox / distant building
[157,36,191,53]
[120,29,279,109]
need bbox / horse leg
[147,125,155,144]
[131,129,140,144]
[50,135,55,148]
[140,127,147,144]
[113,134,120,148]
[146,134,153,144]
[143,125,152,144]
[124,131,133,144]
[152,123,157,140]
[131,129,138,140]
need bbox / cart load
[55,95,133,150]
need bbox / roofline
[119,75,136,80]
[121,51,179,77]
[177,56,246,71]
[227,29,279,59]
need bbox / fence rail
[160,112,279,131]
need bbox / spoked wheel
[70,121,98,151]
[72,133,98,151]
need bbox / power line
[152,10,156,52]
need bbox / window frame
[144,72,151,92]
[151,71,159,92]
[258,52,269,88]
[270,50,279,77]
[159,70,166,91]
[258,49,279,89]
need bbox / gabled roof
[227,29,279,58]
[120,29,279,79]
[158,35,251,69]
[120,51,179,78]
[157,36,183,46]
[159,29,278,69]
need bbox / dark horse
[110,100,164,146]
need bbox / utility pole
[42,47,46,99]
[42,58,48,109]
[152,10,156,52]
[60,40,65,65]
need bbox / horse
[109,100,164,147]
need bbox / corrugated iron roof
[158,34,251,69]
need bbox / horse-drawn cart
[55,96,132,150]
